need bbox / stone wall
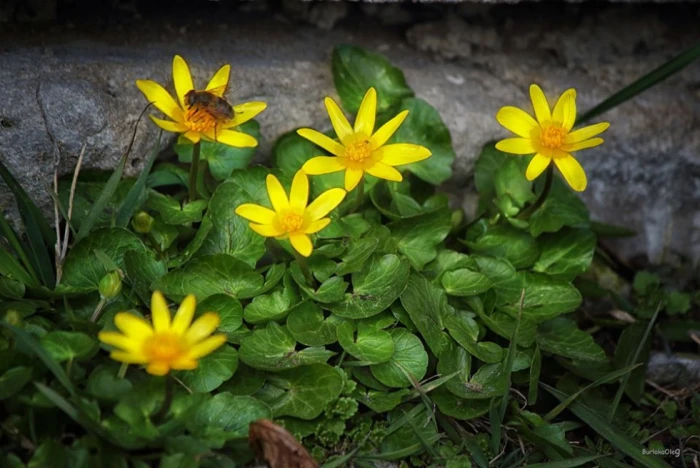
[1,2,699,262]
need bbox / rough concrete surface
[1,3,699,262]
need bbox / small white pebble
[446,73,465,85]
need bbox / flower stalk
[517,165,553,220]
[188,141,201,202]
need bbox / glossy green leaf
[400,274,450,356]
[179,345,238,393]
[40,331,98,362]
[389,208,452,270]
[537,317,606,362]
[188,393,271,447]
[371,329,428,388]
[337,321,394,364]
[287,301,342,346]
[442,268,493,297]
[264,364,344,419]
[534,228,596,281]
[466,220,540,269]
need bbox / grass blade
[0,322,74,395]
[529,345,542,405]
[542,383,670,468]
[544,363,642,421]
[0,158,56,287]
[526,455,607,468]
[0,246,37,287]
[579,42,700,124]
[0,213,39,286]
[116,131,162,228]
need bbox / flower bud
[3,309,21,326]
[99,271,122,299]
[132,211,154,234]
[450,209,464,231]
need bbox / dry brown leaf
[249,419,319,468]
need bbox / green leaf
[265,364,344,419]
[533,228,596,281]
[175,121,260,180]
[400,274,450,356]
[537,317,606,362]
[474,143,508,201]
[466,220,540,269]
[542,384,670,468]
[528,180,589,237]
[116,131,162,227]
[40,331,97,362]
[387,98,455,185]
[198,179,266,267]
[123,249,167,304]
[389,208,452,270]
[0,366,33,399]
[0,245,37,287]
[445,312,504,364]
[197,294,243,334]
[188,393,271,447]
[337,321,394,364]
[239,322,334,371]
[86,365,133,401]
[442,269,493,297]
[287,301,342,346]
[28,440,67,468]
[0,276,25,299]
[59,228,147,293]
[526,455,607,468]
[432,387,491,420]
[424,250,477,280]
[179,345,238,393]
[335,237,379,276]
[371,329,428,388]
[332,44,414,114]
[494,157,535,213]
[496,272,582,323]
[327,254,410,319]
[243,277,299,324]
[153,254,264,302]
[144,191,207,225]
[579,42,700,124]
[353,386,410,413]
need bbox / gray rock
[1,4,699,263]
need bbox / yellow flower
[495,84,610,192]
[136,55,266,147]
[235,171,346,257]
[297,88,432,191]
[98,291,227,376]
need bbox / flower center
[344,139,372,162]
[539,125,566,149]
[185,106,218,133]
[143,332,185,363]
[280,212,304,232]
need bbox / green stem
[90,297,107,322]
[188,142,201,202]
[154,375,175,423]
[294,251,315,287]
[352,177,365,213]
[516,165,554,220]
[117,363,128,379]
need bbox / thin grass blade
[0,213,39,286]
[116,131,162,228]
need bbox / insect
[184,85,235,122]
[249,419,318,468]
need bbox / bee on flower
[495,84,610,192]
[136,55,266,148]
[235,171,346,257]
[98,291,227,376]
[297,88,432,191]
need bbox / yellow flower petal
[110,351,149,364]
[151,291,171,332]
[304,218,331,234]
[227,101,267,127]
[236,204,277,224]
[366,162,402,182]
[552,89,576,131]
[171,295,196,334]
[354,88,377,136]
[149,115,188,133]
[370,110,408,149]
[184,131,201,143]
[146,362,170,376]
[302,156,346,175]
[290,233,313,257]
[98,331,141,353]
[188,335,227,360]
[114,313,154,338]
[213,129,257,148]
[305,188,346,220]
[560,138,604,152]
[496,106,539,138]
[136,80,183,122]
[184,312,221,345]
[172,357,199,370]
[564,122,610,144]
[495,138,536,155]
[529,84,551,124]
[266,175,289,212]
[172,55,195,109]
[525,154,551,181]
[378,144,432,166]
[290,171,309,210]
[250,223,286,237]
[554,154,587,192]
[344,168,364,191]
[324,97,354,143]
[297,128,345,157]
[206,64,230,95]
